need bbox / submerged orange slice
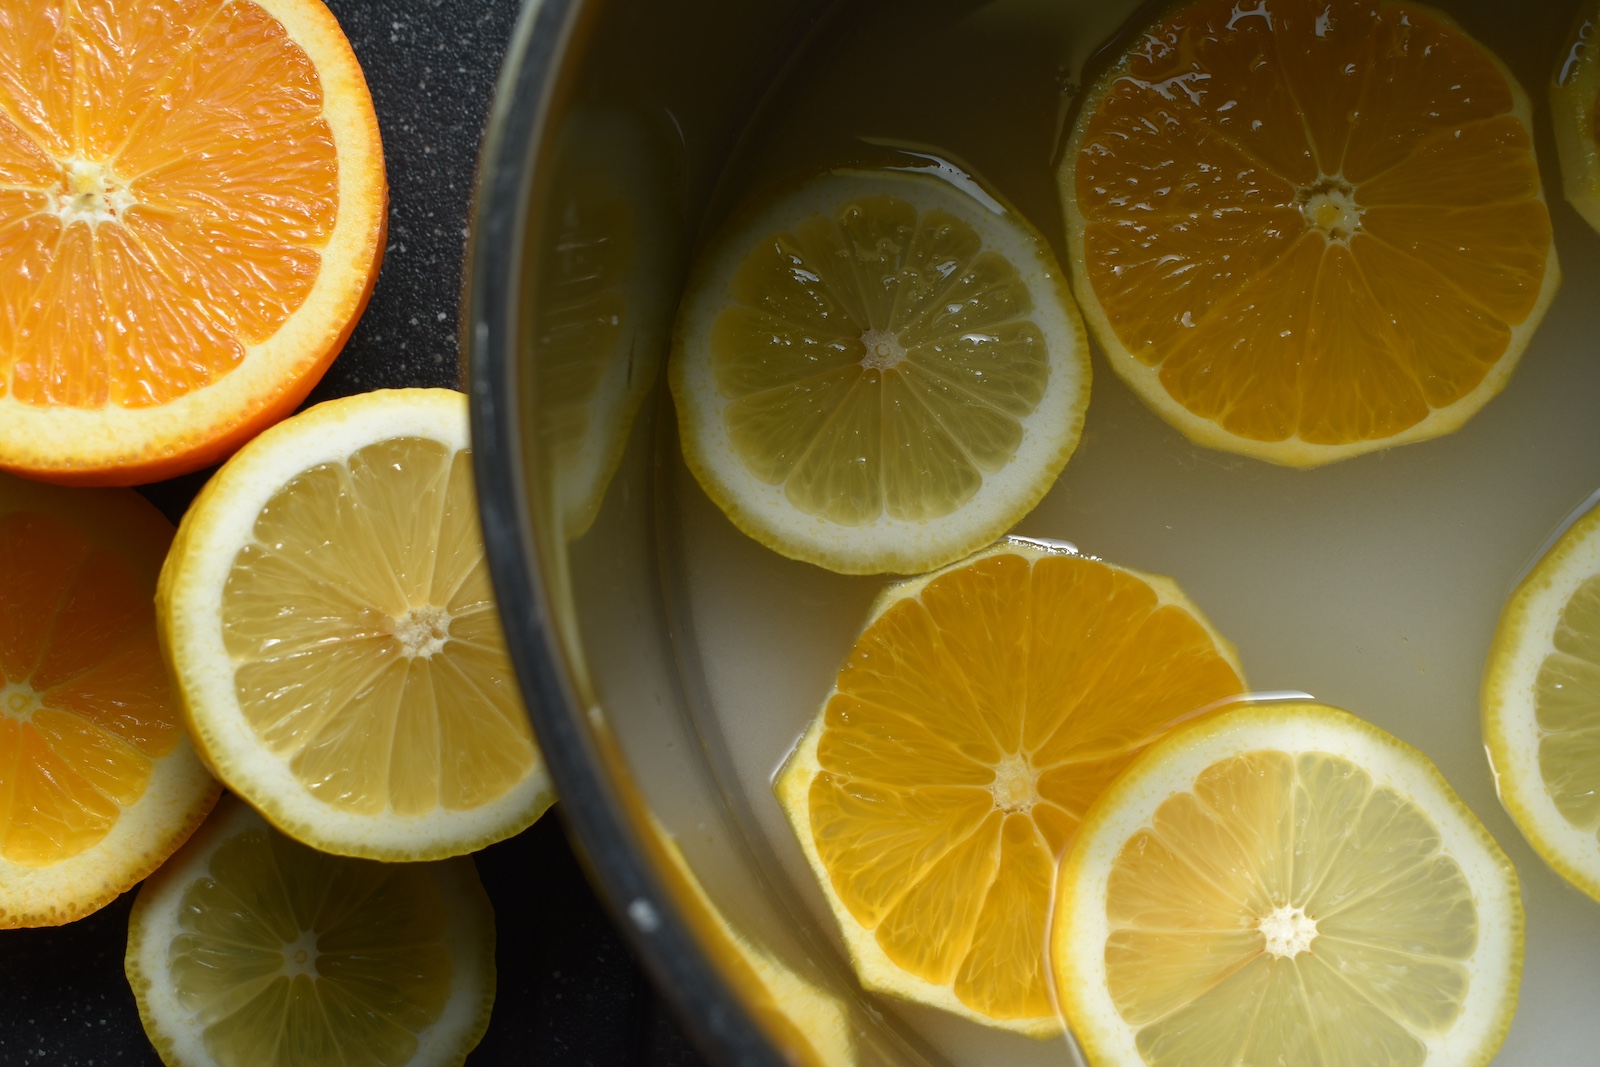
[0,0,386,485]
[1062,0,1558,467]
[775,539,1244,1034]
[0,472,218,927]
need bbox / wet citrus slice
[0,472,218,927]
[1484,501,1600,902]
[156,389,553,861]
[1552,2,1600,236]
[127,797,495,1067]
[774,538,1244,1034]
[1055,702,1522,1067]
[672,167,1089,575]
[1061,0,1558,467]
[0,0,386,485]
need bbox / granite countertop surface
[0,1,707,1064]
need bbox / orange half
[0,472,219,927]
[0,0,386,485]
[1062,0,1558,467]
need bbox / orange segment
[0,0,384,485]
[1062,0,1557,467]
[775,539,1245,1034]
[0,474,216,926]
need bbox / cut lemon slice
[157,389,552,861]
[672,167,1089,575]
[775,538,1244,1034]
[1055,702,1522,1067]
[0,0,386,485]
[1552,1,1600,235]
[126,796,495,1067]
[0,473,219,927]
[1062,0,1558,467]
[1484,501,1600,901]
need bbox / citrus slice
[0,472,218,928]
[774,538,1245,1034]
[1483,500,1600,902]
[126,796,495,1067]
[0,0,386,486]
[1061,0,1558,467]
[672,166,1090,575]
[1552,2,1600,236]
[156,388,553,861]
[1054,702,1522,1067]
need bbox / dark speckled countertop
[0,2,709,1064]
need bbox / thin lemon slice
[1484,501,1600,901]
[0,473,218,926]
[1552,2,1600,235]
[126,796,495,1067]
[775,538,1244,1035]
[1062,0,1558,467]
[1055,702,1522,1067]
[672,167,1089,575]
[157,389,553,861]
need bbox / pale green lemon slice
[1055,702,1521,1067]
[126,797,495,1067]
[671,167,1089,575]
[1552,2,1600,236]
[1484,500,1600,901]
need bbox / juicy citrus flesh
[1532,573,1600,832]
[674,168,1089,575]
[0,511,179,864]
[1064,0,1555,464]
[712,194,1050,525]
[1551,2,1600,236]
[220,436,535,818]
[1058,704,1523,1067]
[128,799,495,1067]
[0,0,335,408]
[777,540,1244,1031]
[1104,750,1478,1064]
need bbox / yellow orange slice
[127,797,496,1067]
[0,0,386,485]
[0,471,218,927]
[775,538,1244,1034]
[1062,0,1558,467]
[1055,702,1522,1067]
[157,389,552,861]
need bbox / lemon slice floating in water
[126,797,495,1067]
[1055,702,1522,1067]
[1552,1,1600,236]
[1484,501,1600,902]
[672,168,1089,575]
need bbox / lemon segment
[1055,702,1522,1067]
[126,797,495,1067]
[673,168,1089,575]
[1552,2,1600,236]
[776,538,1244,1035]
[1484,503,1600,901]
[157,389,553,861]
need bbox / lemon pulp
[1533,575,1600,832]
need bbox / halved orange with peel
[774,538,1245,1035]
[0,472,219,928]
[0,0,386,486]
[1062,0,1558,467]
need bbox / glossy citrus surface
[1062,0,1557,466]
[776,539,1244,1033]
[0,0,386,484]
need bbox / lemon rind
[0,0,388,478]
[127,798,497,1067]
[1483,503,1600,903]
[773,537,1246,1037]
[156,389,555,862]
[1054,702,1523,1067]
[1059,0,1561,470]
[672,169,1091,576]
